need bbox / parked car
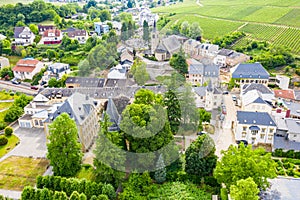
[11,78,21,85]
[197,131,208,136]
[232,95,237,101]
[222,91,229,95]
[30,86,39,90]
[236,140,248,146]
[219,114,225,121]
[222,105,227,115]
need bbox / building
[45,93,100,151]
[231,62,270,86]
[13,26,35,46]
[274,89,295,101]
[282,100,300,119]
[107,64,127,79]
[271,75,290,90]
[241,90,273,113]
[94,22,110,35]
[138,8,159,26]
[183,39,201,56]
[12,58,44,80]
[62,28,88,44]
[241,83,274,102]
[65,77,105,88]
[153,35,182,61]
[235,111,277,146]
[120,50,134,65]
[194,43,219,57]
[42,29,63,45]
[0,57,10,69]
[38,25,55,35]
[43,63,70,82]
[214,49,250,67]
[204,81,222,110]
[186,58,220,87]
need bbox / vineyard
[239,24,300,53]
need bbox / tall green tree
[93,113,125,187]
[130,59,150,85]
[189,22,202,39]
[214,143,276,189]
[230,177,259,200]
[127,21,134,39]
[143,20,149,42]
[169,49,188,75]
[47,113,83,177]
[121,22,128,41]
[164,90,181,134]
[185,134,217,176]
[198,108,212,131]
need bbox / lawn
[0,156,49,191]
[0,102,13,111]
[76,165,96,181]
[7,55,22,67]
[0,91,15,101]
[0,134,19,158]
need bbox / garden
[272,149,300,178]
[0,126,19,158]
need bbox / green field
[152,0,300,54]
[0,0,33,6]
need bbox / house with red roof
[274,89,295,101]
[13,58,44,80]
[42,29,63,45]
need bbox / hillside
[152,0,300,54]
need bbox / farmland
[152,0,300,54]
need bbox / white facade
[205,88,222,111]
[13,60,44,80]
[0,57,10,69]
[107,65,127,79]
[14,27,35,46]
[276,75,290,90]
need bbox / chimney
[286,110,291,118]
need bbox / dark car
[30,86,39,90]
[197,131,207,136]
[11,78,21,85]
[222,91,229,95]
[236,140,248,146]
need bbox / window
[262,128,266,133]
[268,135,273,140]
[243,126,247,131]
[270,128,274,133]
[251,130,258,135]
[242,132,246,138]
[260,134,265,139]
[294,134,297,138]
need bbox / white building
[241,90,273,113]
[42,29,63,45]
[12,58,44,80]
[14,27,35,46]
[138,8,159,27]
[275,75,290,90]
[107,64,127,79]
[0,57,10,69]
[194,43,219,57]
[235,111,277,146]
[43,63,70,82]
[63,28,89,44]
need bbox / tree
[48,77,58,88]
[4,126,13,137]
[164,90,181,134]
[180,21,189,36]
[127,21,134,39]
[185,134,217,176]
[4,105,23,123]
[198,108,212,131]
[143,20,149,42]
[230,177,259,200]
[70,191,80,200]
[130,59,150,85]
[47,113,83,177]
[93,113,125,187]
[121,22,128,41]
[189,22,202,39]
[169,49,188,75]
[154,154,166,183]
[214,143,277,189]
[29,24,39,35]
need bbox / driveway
[0,127,47,162]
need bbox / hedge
[4,126,13,137]
[273,149,300,159]
[0,136,8,146]
[36,176,115,200]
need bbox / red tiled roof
[12,59,40,72]
[43,29,61,37]
[274,89,295,100]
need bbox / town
[0,0,299,199]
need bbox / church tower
[151,20,160,54]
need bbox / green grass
[0,91,15,100]
[0,135,19,158]
[0,102,13,111]
[7,56,22,67]
[76,166,96,181]
[0,156,49,190]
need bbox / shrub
[0,136,8,146]
[295,152,300,159]
[287,169,294,176]
[0,122,7,130]
[286,150,295,158]
[4,126,13,137]
[220,188,228,200]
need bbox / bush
[0,122,7,130]
[0,135,8,146]
[4,126,13,136]
[286,150,295,158]
[204,176,220,187]
[220,188,228,200]
[273,149,284,157]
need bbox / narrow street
[214,94,237,158]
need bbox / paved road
[214,94,236,158]
[0,127,47,163]
[0,80,38,95]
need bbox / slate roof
[242,83,273,94]
[283,100,300,118]
[242,90,270,106]
[105,98,121,131]
[187,59,219,77]
[218,49,234,56]
[162,35,181,54]
[286,119,300,134]
[193,86,206,97]
[237,111,276,126]
[232,63,269,79]
[46,93,96,125]
[294,90,300,101]
[14,27,32,39]
[274,136,300,151]
[65,77,105,88]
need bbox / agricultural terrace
[152,0,300,54]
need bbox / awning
[249,126,260,131]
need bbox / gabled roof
[14,27,33,39]
[43,29,61,37]
[162,35,181,54]
[242,90,270,106]
[193,86,206,97]
[242,83,273,95]
[63,28,87,37]
[12,58,40,72]
[237,111,276,126]
[65,77,105,88]
[274,89,295,100]
[218,48,234,56]
[232,63,269,79]
[286,119,300,134]
[187,59,219,77]
[33,94,49,103]
[283,100,300,118]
